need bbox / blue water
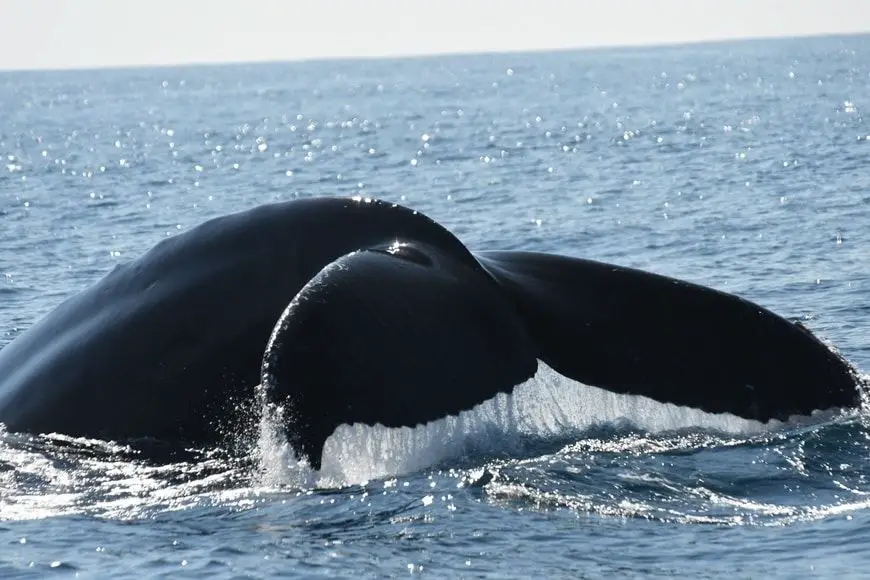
[2,34,870,578]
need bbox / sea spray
[251,384,316,490]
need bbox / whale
[0,196,861,469]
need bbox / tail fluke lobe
[261,243,538,469]
[477,251,861,422]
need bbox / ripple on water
[2,34,870,578]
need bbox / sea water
[1,34,870,578]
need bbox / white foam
[254,362,834,488]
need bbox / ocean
[1,34,870,578]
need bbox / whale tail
[260,241,862,469]
[476,250,862,423]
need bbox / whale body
[0,196,861,468]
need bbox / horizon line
[2,29,867,76]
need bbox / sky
[1,0,869,72]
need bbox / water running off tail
[251,362,837,488]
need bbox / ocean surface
[1,34,870,578]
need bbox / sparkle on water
[1,34,870,578]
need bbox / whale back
[0,197,477,445]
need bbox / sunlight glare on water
[1,34,870,578]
